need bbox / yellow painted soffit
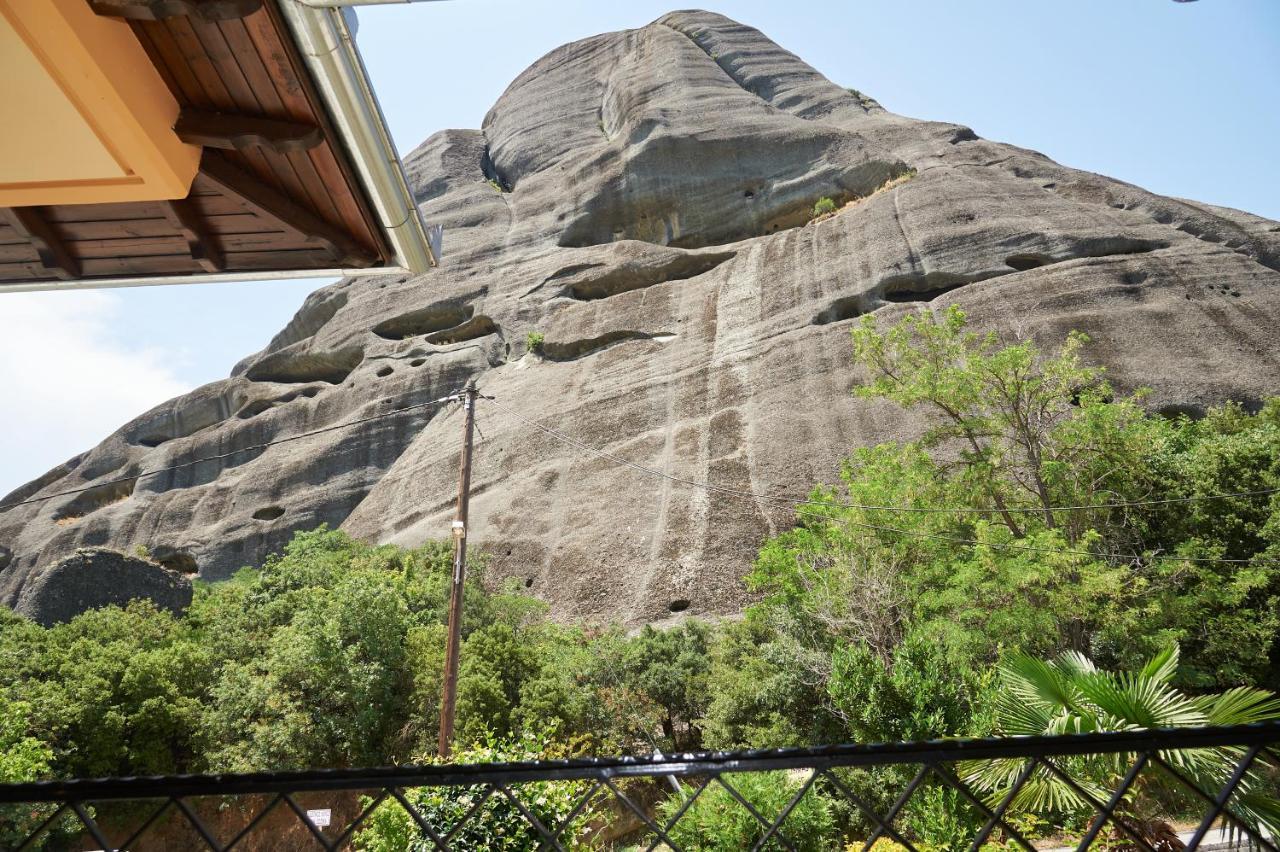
[0,0,201,206]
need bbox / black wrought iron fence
[2,724,1278,851]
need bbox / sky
[1,0,1277,497]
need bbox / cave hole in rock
[53,477,137,524]
[668,598,691,613]
[541,330,670,362]
[812,296,864,325]
[1157,403,1206,421]
[562,251,736,301]
[410,358,427,367]
[881,273,971,304]
[372,303,473,341]
[0,546,12,573]
[425,315,500,345]
[1005,238,1167,275]
[524,577,534,588]
[376,365,394,378]
[154,549,198,574]
[237,399,276,420]
[246,347,364,385]
[1007,254,1052,271]
[253,506,286,521]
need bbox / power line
[0,390,466,514]
[483,397,1279,567]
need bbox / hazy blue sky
[1,0,1277,496]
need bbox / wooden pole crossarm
[198,151,377,268]
[1,207,81,280]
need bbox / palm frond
[1193,687,1280,727]
[1138,646,1179,684]
[1055,649,1098,679]
[1001,652,1081,714]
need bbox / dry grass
[810,168,919,224]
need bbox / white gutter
[278,0,439,273]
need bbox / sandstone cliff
[3,11,1279,624]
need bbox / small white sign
[306,808,331,828]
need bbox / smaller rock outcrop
[13,548,193,626]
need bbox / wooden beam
[197,151,376,267]
[161,199,225,272]
[175,109,323,154]
[89,0,262,22]
[0,208,81,280]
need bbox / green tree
[850,305,1152,544]
[618,622,713,751]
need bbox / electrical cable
[0,389,466,513]
[482,397,1279,567]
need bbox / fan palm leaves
[960,646,1280,841]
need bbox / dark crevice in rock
[376,365,394,378]
[881,272,973,303]
[1006,254,1052,271]
[0,545,11,573]
[410,358,427,367]
[668,598,691,613]
[151,546,197,575]
[53,477,137,523]
[560,251,736,301]
[246,347,364,385]
[812,295,865,325]
[373,302,473,340]
[252,506,285,521]
[236,387,321,421]
[426,315,500,345]
[1003,237,1167,273]
[541,330,673,362]
[1158,403,1206,421]
[480,145,512,193]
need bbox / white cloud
[0,291,191,497]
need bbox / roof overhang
[0,0,438,292]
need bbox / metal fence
[2,724,1278,851]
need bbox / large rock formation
[14,548,193,627]
[3,11,1279,624]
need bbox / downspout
[277,0,440,271]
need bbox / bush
[660,770,836,851]
[354,730,596,851]
[812,197,838,218]
[526,331,545,353]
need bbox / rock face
[3,11,1279,624]
[14,548,193,627]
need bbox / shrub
[525,331,545,353]
[812,197,838,218]
[660,770,835,851]
[354,730,596,851]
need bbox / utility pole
[438,379,478,759]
